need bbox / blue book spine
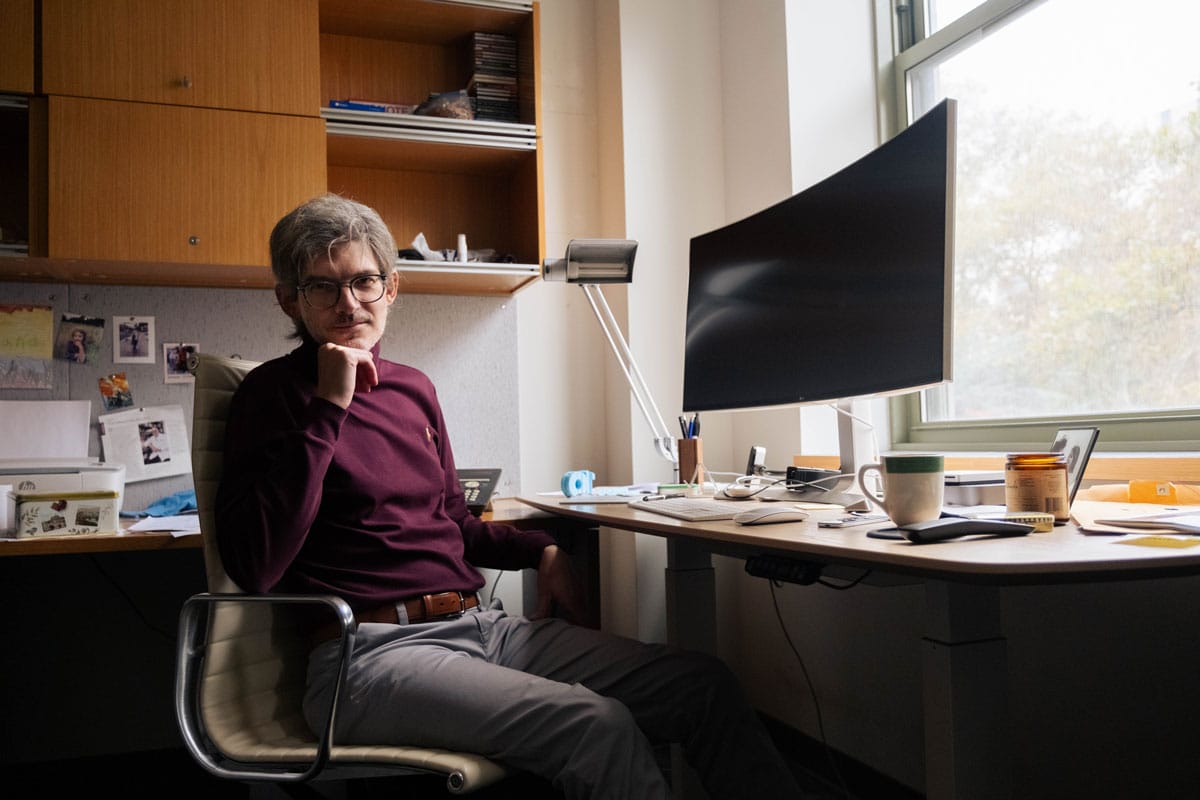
[329,99,387,112]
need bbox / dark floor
[5,720,920,799]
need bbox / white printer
[0,459,127,520]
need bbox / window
[880,0,1200,452]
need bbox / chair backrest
[190,353,261,593]
[181,353,508,791]
[188,353,323,759]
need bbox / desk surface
[517,496,1200,585]
[0,499,554,557]
[0,527,202,557]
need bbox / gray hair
[269,194,398,340]
[269,193,397,289]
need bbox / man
[216,194,803,799]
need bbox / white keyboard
[629,497,748,521]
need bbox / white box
[13,491,120,538]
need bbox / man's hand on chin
[316,342,379,409]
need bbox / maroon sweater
[214,341,553,607]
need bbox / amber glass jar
[1005,453,1069,522]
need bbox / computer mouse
[733,505,810,526]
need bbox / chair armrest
[175,592,356,782]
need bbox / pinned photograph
[98,373,135,411]
[114,316,155,364]
[139,420,171,464]
[163,342,198,384]
[56,313,105,365]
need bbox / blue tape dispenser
[561,470,596,497]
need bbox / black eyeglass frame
[297,273,389,309]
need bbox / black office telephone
[458,468,502,516]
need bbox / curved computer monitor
[683,98,956,414]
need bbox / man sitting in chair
[215,193,803,799]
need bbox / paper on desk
[128,514,200,535]
[1070,499,1200,535]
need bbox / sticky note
[1116,536,1200,549]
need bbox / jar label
[1005,469,1069,521]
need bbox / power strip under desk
[744,553,919,587]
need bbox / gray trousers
[304,599,803,799]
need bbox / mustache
[333,312,372,325]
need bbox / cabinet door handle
[179,76,193,88]
[188,236,200,246]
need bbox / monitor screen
[682,99,956,413]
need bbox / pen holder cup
[678,438,705,487]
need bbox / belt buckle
[423,591,466,620]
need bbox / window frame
[875,0,1200,454]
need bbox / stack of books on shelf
[469,31,519,123]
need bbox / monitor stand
[759,397,873,510]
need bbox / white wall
[524,2,1200,795]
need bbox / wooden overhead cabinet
[2,0,545,296]
[32,0,325,278]
[0,0,35,94]
[40,0,319,115]
[46,96,325,270]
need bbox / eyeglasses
[298,274,388,309]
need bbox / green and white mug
[857,454,945,527]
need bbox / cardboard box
[12,491,120,538]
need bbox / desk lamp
[543,239,679,469]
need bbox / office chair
[174,353,509,794]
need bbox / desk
[0,501,557,558]
[0,529,202,557]
[0,501,572,766]
[517,496,1200,800]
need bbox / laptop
[944,469,1004,486]
[942,427,1099,504]
[1051,427,1100,504]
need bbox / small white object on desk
[732,505,810,526]
[128,515,201,536]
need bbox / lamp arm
[581,284,679,465]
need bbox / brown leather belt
[311,591,479,645]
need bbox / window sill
[794,454,1200,483]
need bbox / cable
[825,400,882,465]
[817,569,872,591]
[88,554,176,643]
[769,581,851,799]
[783,472,854,493]
[719,474,788,499]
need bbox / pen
[679,415,690,439]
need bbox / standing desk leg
[665,538,716,799]
[922,580,1011,800]
[665,538,717,653]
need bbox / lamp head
[542,239,638,284]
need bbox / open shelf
[0,255,541,296]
